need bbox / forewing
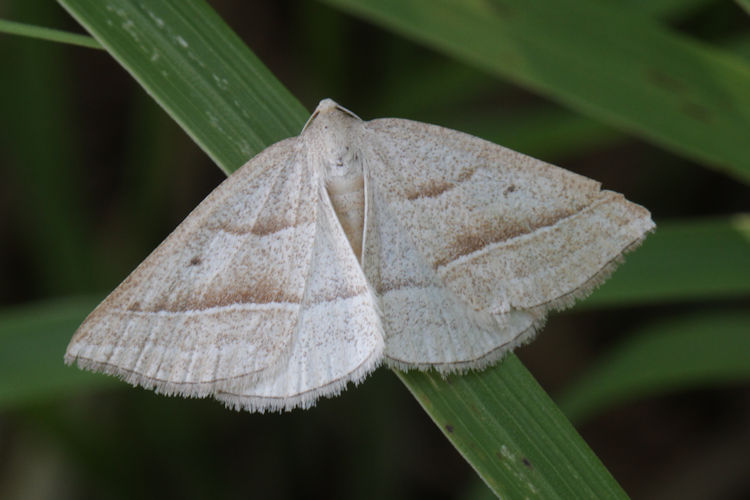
[364,118,654,317]
[216,187,384,412]
[65,137,318,398]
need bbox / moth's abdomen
[326,174,365,260]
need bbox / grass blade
[558,310,750,422]
[0,297,113,407]
[0,18,101,49]
[398,356,627,498]
[57,0,308,175]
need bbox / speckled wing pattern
[65,135,384,412]
[362,118,654,370]
[66,99,654,413]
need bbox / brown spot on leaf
[522,457,532,468]
[681,101,713,123]
[646,68,685,93]
[445,424,454,433]
[489,1,513,16]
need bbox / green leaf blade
[321,0,750,184]
[399,357,628,498]
[0,18,101,49]
[583,216,750,308]
[58,0,308,174]
[558,310,750,422]
[0,297,115,407]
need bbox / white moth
[65,99,655,412]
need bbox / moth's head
[303,99,365,185]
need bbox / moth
[66,99,654,412]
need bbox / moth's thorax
[303,101,366,260]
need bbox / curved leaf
[558,310,750,422]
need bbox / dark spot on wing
[405,167,477,201]
[250,216,299,236]
[406,179,455,201]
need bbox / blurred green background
[1,1,749,499]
